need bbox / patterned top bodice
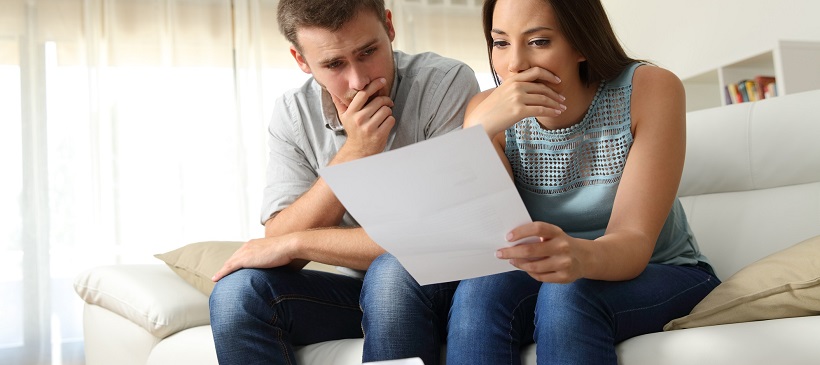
[505,63,709,266]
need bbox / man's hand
[465,67,566,137]
[211,235,298,282]
[331,78,396,159]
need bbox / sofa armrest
[74,264,210,338]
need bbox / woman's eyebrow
[491,26,554,36]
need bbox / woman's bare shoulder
[632,64,684,97]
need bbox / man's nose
[348,63,371,91]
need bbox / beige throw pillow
[155,241,342,296]
[664,235,820,330]
[155,241,243,296]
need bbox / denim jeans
[447,270,541,365]
[361,253,540,365]
[531,263,719,365]
[363,253,719,365]
[209,267,364,365]
[360,253,460,365]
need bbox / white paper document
[319,126,535,285]
[363,358,425,365]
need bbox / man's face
[290,9,396,109]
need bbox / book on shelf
[725,82,742,104]
[755,76,777,99]
[724,75,776,105]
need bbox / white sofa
[74,89,820,365]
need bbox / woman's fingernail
[496,250,503,258]
[506,232,514,241]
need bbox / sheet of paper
[319,126,535,285]
[363,358,425,365]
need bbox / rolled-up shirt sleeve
[260,93,316,225]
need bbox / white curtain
[0,0,486,364]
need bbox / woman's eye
[530,39,551,47]
[492,40,509,48]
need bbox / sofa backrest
[677,89,820,280]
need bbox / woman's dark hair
[481,0,637,86]
[278,0,387,51]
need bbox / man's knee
[209,268,295,327]
[361,253,424,310]
[363,253,416,289]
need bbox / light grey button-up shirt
[261,51,480,226]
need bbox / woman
[448,0,720,364]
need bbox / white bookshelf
[682,40,820,112]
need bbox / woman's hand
[496,221,586,283]
[465,67,566,137]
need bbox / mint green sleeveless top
[505,63,709,267]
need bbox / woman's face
[490,0,585,90]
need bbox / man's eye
[362,48,376,57]
[326,61,342,69]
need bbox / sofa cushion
[155,240,343,296]
[665,234,820,330]
[154,241,243,296]
[622,315,820,365]
[74,265,211,338]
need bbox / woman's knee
[534,281,613,337]
[450,272,538,334]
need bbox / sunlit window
[0,62,24,353]
[1,0,487,363]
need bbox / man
[208,0,480,364]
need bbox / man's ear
[384,9,396,42]
[290,45,312,74]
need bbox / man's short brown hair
[277,0,388,51]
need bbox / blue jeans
[360,253,460,365]
[453,263,719,365]
[363,253,719,365]
[209,267,364,365]
[361,253,540,365]
[531,263,719,365]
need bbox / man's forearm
[289,227,386,270]
[266,137,392,238]
[265,178,346,237]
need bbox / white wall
[601,0,820,79]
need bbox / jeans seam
[612,274,715,316]
[267,295,362,336]
[508,293,538,365]
[428,283,459,345]
[270,294,362,312]
[277,324,293,365]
